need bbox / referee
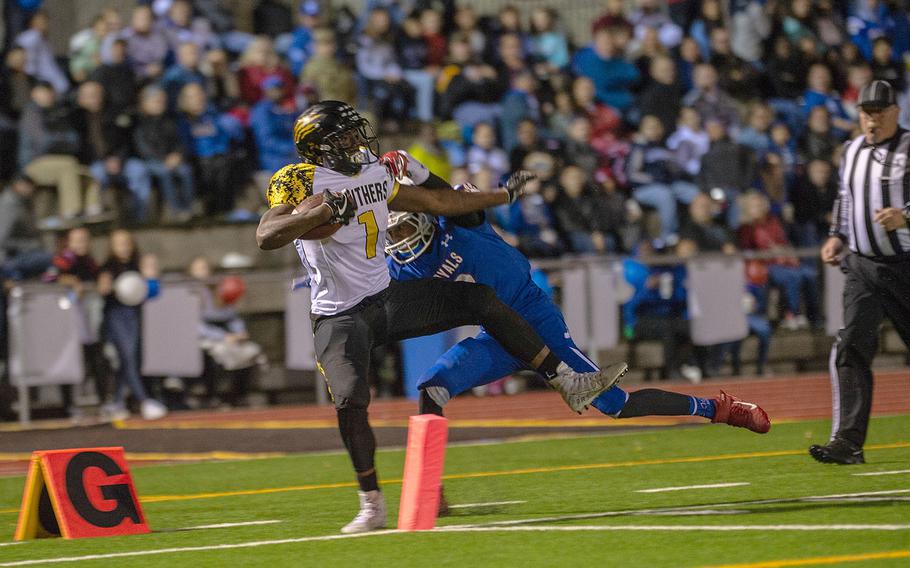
[810,80,910,465]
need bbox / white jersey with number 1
[267,160,400,316]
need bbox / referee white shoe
[341,490,387,534]
[549,362,628,414]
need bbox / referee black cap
[858,80,897,110]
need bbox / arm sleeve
[399,150,431,185]
[829,142,852,241]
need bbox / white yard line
[448,500,526,509]
[636,482,750,493]
[4,489,909,567]
[853,469,910,477]
[0,542,23,547]
[0,531,403,567]
[435,524,910,533]
[178,520,282,531]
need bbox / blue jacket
[178,107,244,159]
[571,46,639,111]
[622,259,688,332]
[160,64,205,109]
[250,99,298,173]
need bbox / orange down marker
[397,414,448,531]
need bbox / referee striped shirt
[832,129,910,257]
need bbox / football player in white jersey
[256,101,628,534]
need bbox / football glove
[501,170,536,204]
[323,189,356,225]
[380,150,409,180]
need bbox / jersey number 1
[358,210,379,259]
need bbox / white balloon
[114,271,149,306]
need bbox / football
[293,193,342,240]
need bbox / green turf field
[2,415,910,567]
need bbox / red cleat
[711,390,771,434]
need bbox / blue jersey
[387,217,541,312]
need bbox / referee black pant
[830,253,910,447]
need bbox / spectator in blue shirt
[802,63,854,138]
[285,0,320,77]
[177,82,245,215]
[571,25,640,112]
[250,75,298,175]
[499,70,540,152]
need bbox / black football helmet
[293,100,379,176]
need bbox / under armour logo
[441,234,453,248]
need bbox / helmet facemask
[386,212,436,264]
[320,117,379,176]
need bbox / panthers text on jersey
[268,160,399,315]
[387,215,542,312]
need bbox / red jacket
[737,215,798,267]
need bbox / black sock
[619,389,693,418]
[538,352,562,380]
[337,406,379,492]
[419,390,445,416]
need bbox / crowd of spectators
[1,0,910,396]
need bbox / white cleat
[549,362,629,413]
[341,490,387,534]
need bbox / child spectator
[161,42,206,110]
[356,8,413,129]
[562,115,602,176]
[97,229,167,420]
[300,28,356,105]
[571,76,621,140]
[466,122,509,182]
[737,192,819,330]
[737,102,774,155]
[571,25,640,112]
[74,81,152,223]
[529,8,570,71]
[237,36,295,106]
[45,228,111,419]
[19,82,101,224]
[789,159,837,247]
[638,55,682,136]
[626,115,700,240]
[88,39,136,116]
[666,107,709,177]
[798,106,838,163]
[508,119,549,173]
[177,83,245,215]
[133,85,195,222]
[118,5,168,80]
[251,74,298,178]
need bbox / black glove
[323,189,356,225]
[501,170,536,204]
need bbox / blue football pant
[417,294,629,415]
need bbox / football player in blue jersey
[380,150,771,433]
